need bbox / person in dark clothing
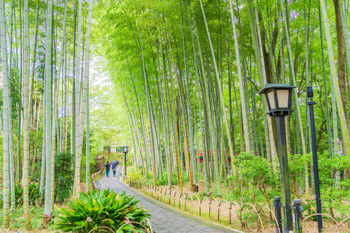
[105,161,111,177]
[111,160,119,177]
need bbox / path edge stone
[120,181,244,233]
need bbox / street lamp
[259,84,296,232]
[307,86,323,233]
[123,145,128,176]
[260,84,294,117]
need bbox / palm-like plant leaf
[51,189,150,233]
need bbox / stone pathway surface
[95,168,234,233]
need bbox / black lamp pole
[276,115,293,232]
[124,151,127,176]
[307,86,323,232]
[123,145,128,176]
[259,84,296,233]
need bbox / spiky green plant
[51,189,150,232]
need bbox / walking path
[95,168,236,233]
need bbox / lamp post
[259,84,296,233]
[123,145,128,176]
[307,86,323,232]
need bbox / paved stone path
[95,168,234,233]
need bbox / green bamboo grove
[93,0,350,204]
[0,0,93,229]
[2,0,350,231]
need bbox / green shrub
[51,189,150,232]
[156,179,166,186]
[55,152,74,203]
[127,160,133,166]
[147,172,182,186]
[126,167,142,183]
[30,183,40,205]
[14,183,40,206]
[234,153,278,187]
[147,172,153,180]
[144,179,154,185]
[15,186,22,205]
[317,153,350,217]
[214,153,281,205]
[288,153,310,192]
[161,172,178,186]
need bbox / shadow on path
[95,168,234,233]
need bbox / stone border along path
[95,167,242,233]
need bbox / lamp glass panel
[267,91,276,109]
[276,89,290,108]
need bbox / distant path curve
[95,168,236,233]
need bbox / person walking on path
[105,161,111,177]
[111,160,119,177]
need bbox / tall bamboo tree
[74,0,83,197]
[22,0,31,228]
[83,0,93,193]
[44,0,53,217]
[1,0,10,227]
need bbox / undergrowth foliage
[15,183,40,206]
[54,152,74,203]
[51,189,150,232]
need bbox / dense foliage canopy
[2,0,350,231]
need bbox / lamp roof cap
[258,83,297,95]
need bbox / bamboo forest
[2,0,350,232]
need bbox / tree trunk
[74,0,83,198]
[0,0,10,226]
[333,0,349,128]
[44,0,53,217]
[83,0,93,192]
[23,0,31,228]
